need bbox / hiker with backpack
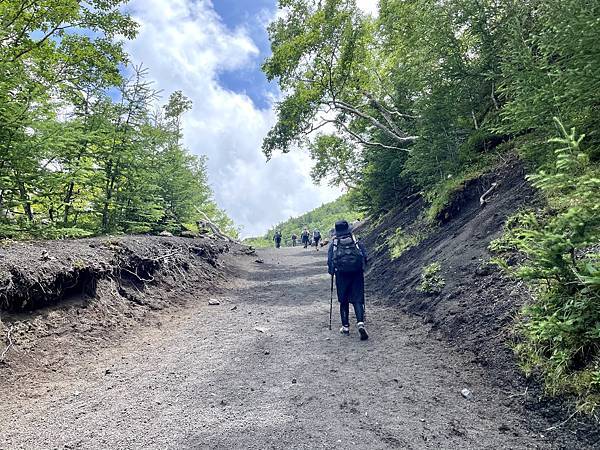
[313,229,321,250]
[327,220,369,340]
[291,233,298,247]
[273,230,282,248]
[301,227,310,248]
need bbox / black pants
[275,240,281,248]
[340,301,365,327]
[335,271,365,326]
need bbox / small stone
[461,388,472,399]
[475,264,494,276]
[498,424,510,433]
[208,299,220,306]
[255,327,267,333]
[104,369,112,375]
[264,350,270,355]
[220,400,227,406]
[291,378,297,384]
[73,391,80,397]
[255,259,264,264]
[230,305,238,311]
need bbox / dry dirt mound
[0,235,247,381]
[360,160,600,445]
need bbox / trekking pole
[329,274,334,330]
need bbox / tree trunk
[63,180,74,226]
[16,178,33,222]
[101,161,115,232]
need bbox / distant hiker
[313,229,321,250]
[291,233,298,247]
[301,227,310,248]
[328,220,369,340]
[273,230,282,248]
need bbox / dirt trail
[0,248,572,449]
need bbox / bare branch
[194,207,237,243]
[332,100,418,144]
[363,92,408,138]
[334,120,411,152]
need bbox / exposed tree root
[0,235,230,313]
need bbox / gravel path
[0,248,563,449]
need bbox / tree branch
[331,99,418,144]
[194,207,237,243]
[363,92,410,137]
[334,120,410,152]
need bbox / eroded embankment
[363,161,534,381]
[0,235,245,375]
[360,159,600,442]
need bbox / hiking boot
[340,326,350,335]
[357,322,368,341]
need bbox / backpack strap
[332,237,339,251]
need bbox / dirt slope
[0,235,235,383]
[0,247,595,449]
[360,161,600,445]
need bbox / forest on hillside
[0,0,236,239]
[244,194,361,247]
[263,0,600,412]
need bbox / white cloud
[356,0,379,16]
[125,0,341,237]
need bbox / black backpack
[332,234,363,273]
[314,230,321,239]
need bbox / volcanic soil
[1,245,595,449]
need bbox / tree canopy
[265,0,599,215]
[0,0,236,238]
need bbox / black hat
[334,220,351,236]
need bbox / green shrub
[418,262,445,294]
[0,225,94,240]
[387,227,426,260]
[242,237,272,249]
[495,119,600,412]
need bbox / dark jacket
[327,234,368,275]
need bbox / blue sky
[123,0,376,236]
[213,0,277,110]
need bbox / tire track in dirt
[0,248,563,449]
